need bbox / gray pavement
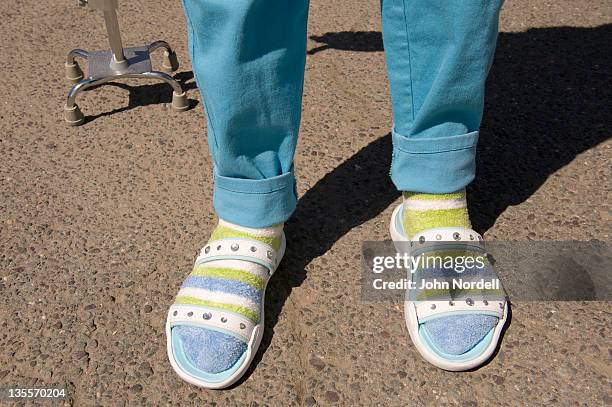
[0,0,610,405]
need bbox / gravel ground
[0,0,610,405]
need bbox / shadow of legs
[471,25,611,231]
[307,25,611,232]
[236,134,400,382]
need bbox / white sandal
[166,233,286,388]
[390,204,508,371]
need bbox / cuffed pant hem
[390,130,479,193]
[213,170,297,228]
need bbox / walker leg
[64,78,101,126]
[65,49,89,83]
[148,41,179,73]
[136,71,189,111]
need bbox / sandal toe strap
[167,304,256,342]
[415,299,506,322]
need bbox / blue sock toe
[422,315,498,355]
[174,326,247,374]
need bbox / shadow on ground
[308,25,610,231]
[81,71,199,124]
[243,24,611,378]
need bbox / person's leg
[167,0,309,387]
[185,0,309,228]
[382,0,505,367]
[382,0,502,193]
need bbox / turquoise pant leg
[182,0,309,227]
[382,0,503,193]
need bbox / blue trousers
[182,0,503,227]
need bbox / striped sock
[402,189,471,239]
[172,219,282,373]
[402,189,498,355]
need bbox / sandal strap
[167,304,256,342]
[409,227,484,251]
[414,299,506,322]
[407,226,507,321]
[195,238,280,273]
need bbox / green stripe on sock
[176,296,259,323]
[210,225,282,251]
[403,207,471,238]
[191,266,265,290]
[403,191,466,201]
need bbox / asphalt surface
[0,0,610,405]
